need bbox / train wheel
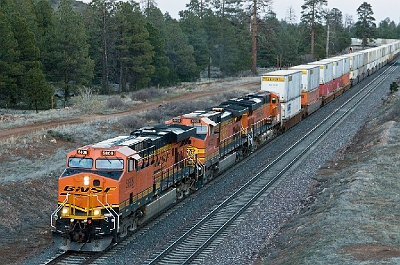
[184,189,190,196]
[128,219,138,232]
[177,188,184,200]
[119,225,128,238]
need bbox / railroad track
[142,61,399,265]
[42,61,398,265]
[42,250,99,265]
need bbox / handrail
[50,193,69,228]
[95,194,119,232]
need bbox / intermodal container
[321,58,344,90]
[289,64,320,106]
[307,61,334,96]
[261,70,302,102]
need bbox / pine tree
[355,2,376,49]
[301,0,327,58]
[23,68,53,112]
[86,0,117,94]
[144,6,170,86]
[179,10,209,75]
[45,0,94,104]
[0,7,19,106]
[145,22,170,87]
[114,1,155,91]
[326,8,350,55]
[246,0,273,75]
[164,15,197,82]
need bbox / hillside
[258,92,400,264]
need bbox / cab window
[68,157,93,169]
[128,159,134,172]
[96,159,124,170]
[194,125,208,139]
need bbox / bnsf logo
[60,185,117,195]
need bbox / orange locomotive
[51,91,281,251]
[166,91,281,184]
[51,124,200,251]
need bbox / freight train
[51,40,400,251]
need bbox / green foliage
[355,2,376,48]
[390,82,399,93]
[22,68,54,112]
[114,1,155,90]
[301,0,328,58]
[44,0,94,104]
[377,18,400,39]
[146,21,170,87]
[86,0,117,94]
[326,8,351,55]
[0,7,19,106]
[164,15,198,82]
[179,11,209,75]
[8,0,400,112]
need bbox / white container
[308,61,333,85]
[261,70,302,102]
[334,56,350,76]
[289,65,320,92]
[344,53,359,71]
[321,58,343,79]
[281,97,301,120]
[361,50,369,68]
[366,47,378,71]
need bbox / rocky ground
[258,92,400,264]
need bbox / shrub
[73,87,104,114]
[119,115,146,131]
[130,88,166,102]
[106,96,125,109]
[47,129,74,142]
[390,82,399,93]
[141,109,164,124]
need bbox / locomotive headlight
[61,207,69,216]
[83,176,90,186]
[93,209,101,216]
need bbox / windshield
[96,159,124,170]
[68,157,93,169]
[194,125,207,134]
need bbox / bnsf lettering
[60,185,117,195]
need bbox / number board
[77,149,88,155]
[102,150,115,156]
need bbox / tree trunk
[251,0,258,75]
[102,6,109,94]
[310,4,315,57]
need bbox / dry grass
[0,81,254,183]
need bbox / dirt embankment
[259,93,400,264]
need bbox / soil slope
[258,92,400,264]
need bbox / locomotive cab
[51,147,124,251]
[52,125,199,251]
